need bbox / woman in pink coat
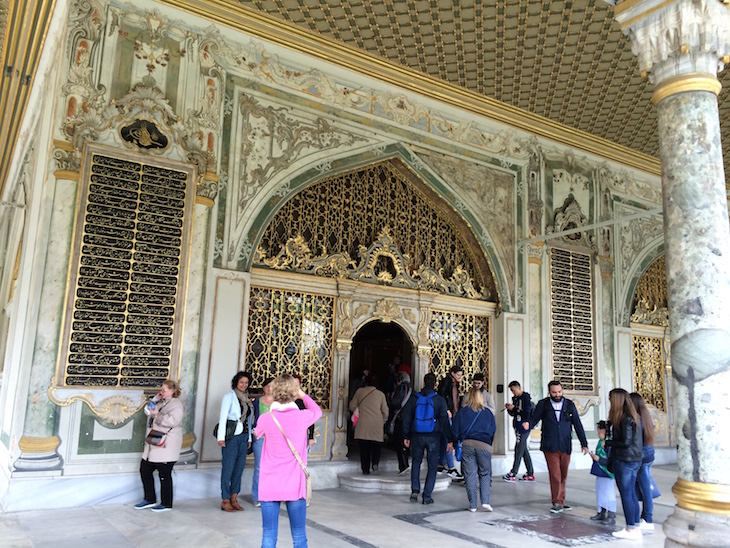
[254,374,322,548]
[135,379,184,512]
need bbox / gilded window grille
[245,286,334,410]
[632,335,666,411]
[57,145,195,389]
[631,255,668,326]
[633,256,667,312]
[549,247,595,392]
[428,310,491,393]
[254,161,488,296]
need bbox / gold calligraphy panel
[632,335,666,411]
[58,145,195,390]
[549,247,595,392]
[245,286,334,410]
[428,310,491,392]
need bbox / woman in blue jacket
[452,386,496,512]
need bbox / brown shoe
[220,498,235,512]
[230,493,244,511]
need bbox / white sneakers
[482,503,493,512]
[612,527,643,541]
[640,519,654,533]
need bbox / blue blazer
[526,396,588,454]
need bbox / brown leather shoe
[230,493,244,511]
[220,498,235,512]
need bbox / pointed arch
[244,144,508,307]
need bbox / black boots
[590,508,616,525]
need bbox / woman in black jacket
[608,388,643,541]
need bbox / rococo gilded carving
[48,378,147,425]
[372,298,401,323]
[256,228,489,300]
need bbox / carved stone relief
[58,0,223,200]
[547,194,593,248]
[226,92,368,264]
[414,150,516,294]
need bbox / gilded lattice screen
[245,286,334,409]
[631,255,668,326]
[632,335,666,411]
[549,247,595,392]
[254,161,489,296]
[58,145,195,389]
[428,310,491,392]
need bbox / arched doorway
[347,321,413,459]
[349,321,413,395]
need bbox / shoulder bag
[455,410,481,462]
[270,412,312,507]
[145,427,170,446]
[213,420,238,441]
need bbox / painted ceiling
[234,0,730,188]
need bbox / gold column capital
[651,73,722,105]
[673,478,730,514]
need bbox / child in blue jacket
[589,420,617,525]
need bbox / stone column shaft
[610,0,730,544]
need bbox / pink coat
[254,394,322,502]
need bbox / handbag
[145,428,168,446]
[636,475,661,501]
[213,419,238,441]
[454,410,482,462]
[351,407,359,427]
[271,413,312,506]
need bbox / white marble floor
[0,464,678,547]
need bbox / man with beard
[523,380,588,513]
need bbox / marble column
[177,198,213,465]
[15,170,78,471]
[332,340,352,460]
[611,0,730,543]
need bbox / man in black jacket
[503,380,535,482]
[402,373,454,504]
[523,380,588,513]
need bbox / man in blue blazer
[523,380,588,513]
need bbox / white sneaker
[640,519,654,533]
[469,507,477,512]
[612,528,642,540]
[482,504,493,512]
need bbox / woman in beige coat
[349,378,388,475]
[135,379,184,512]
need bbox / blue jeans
[221,432,248,500]
[613,459,641,528]
[252,436,264,503]
[261,498,307,548]
[635,461,654,523]
[439,419,455,468]
[411,435,440,499]
[461,444,491,509]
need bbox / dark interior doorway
[349,321,413,396]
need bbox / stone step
[338,468,455,494]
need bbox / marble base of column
[664,506,730,547]
[331,430,347,460]
[13,451,64,472]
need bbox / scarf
[234,388,251,423]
